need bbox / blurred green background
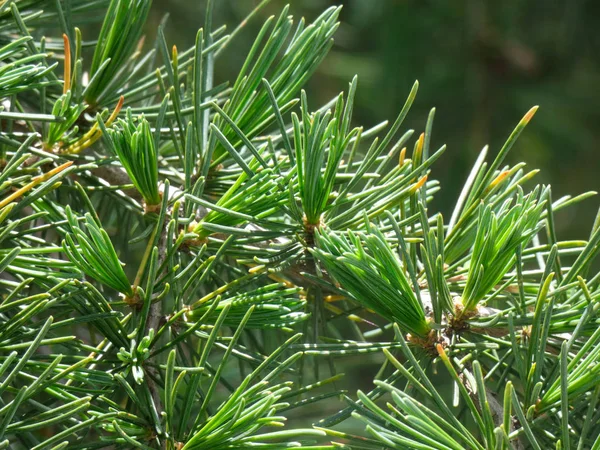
[147,0,600,238]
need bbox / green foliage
[461,188,546,311]
[103,112,162,207]
[211,5,340,161]
[62,206,134,298]
[45,90,87,150]
[189,166,289,240]
[85,0,152,107]
[187,282,309,328]
[0,37,57,97]
[312,226,431,338]
[293,81,360,227]
[1,1,600,449]
[117,329,154,384]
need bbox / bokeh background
[147,0,600,240]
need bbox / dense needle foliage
[1,1,599,449]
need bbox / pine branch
[1,0,599,448]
